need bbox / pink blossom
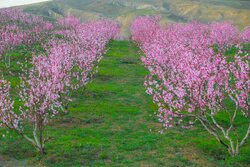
[131,17,250,156]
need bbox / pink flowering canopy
[0,9,120,154]
[0,8,56,69]
[131,16,250,156]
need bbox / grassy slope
[0,40,250,167]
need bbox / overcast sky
[0,0,52,8]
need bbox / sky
[0,0,52,8]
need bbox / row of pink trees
[131,16,250,156]
[0,9,120,154]
[53,17,120,111]
[0,8,54,68]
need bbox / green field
[0,40,249,167]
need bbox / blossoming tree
[0,9,120,154]
[131,16,250,156]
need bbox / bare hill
[21,0,250,37]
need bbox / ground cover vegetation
[0,8,249,167]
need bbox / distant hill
[20,0,250,38]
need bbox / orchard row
[0,8,119,154]
[1,8,249,157]
[131,16,250,156]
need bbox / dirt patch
[0,154,6,161]
[165,148,178,159]
[181,147,215,167]
[0,155,30,167]
[83,90,117,98]
[56,115,104,128]
[93,74,113,81]
[121,57,138,64]
[139,161,158,167]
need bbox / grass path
[0,40,249,166]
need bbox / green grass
[0,40,249,166]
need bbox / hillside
[21,0,250,38]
